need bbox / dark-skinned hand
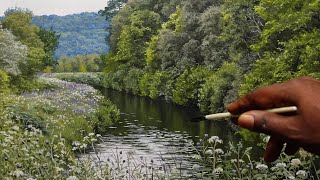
[227,76,320,162]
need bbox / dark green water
[93,88,240,175]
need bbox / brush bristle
[190,116,206,122]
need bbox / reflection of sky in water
[93,112,197,172]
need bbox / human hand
[227,77,320,162]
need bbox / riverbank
[0,76,120,178]
[53,72,320,179]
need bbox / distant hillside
[32,12,109,58]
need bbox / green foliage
[99,0,128,21]
[239,54,292,96]
[0,70,10,94]
[199,62,240,113]
[220,0,262,72]
[162,6,183,32]
[173,66,211,106]
[53,73,102,87]
[139,72,153,97]
[199,6,227,70]
[0,76,122,178]
[242,0,320,94]
[148,71,172,99]
[2,8,45,76]
[55,54,102,72]
[102,65,127,91]
[114,10,161,68]
[145,34,160,69]
[37,27,60,67]
[138,71,172,99]
[193,135,318,179]
[123,68,144,95]
[90,99,120,133]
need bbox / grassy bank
[0,76,120,178]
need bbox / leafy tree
[114,10,161,68]
[37,27,60,67]
[2,8,45,76]
[241,0,320,94]
[55,54,102,72]
[99,0,128,21]
[0,70,10,94]
[199,6,227,70]
[0,29,28,75]
[220,0,262,72]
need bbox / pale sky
[0,0,108,16]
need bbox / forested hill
[32,12,109,58]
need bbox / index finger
[227,80,300,115]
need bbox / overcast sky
[0,0,108,16]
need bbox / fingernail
[238,114,254,129]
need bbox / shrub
[139,72,153,96]
[123,68,144,95]
[199,62,239,113]
[0,70,10,94]
[90,99,120,134]
[173,66,211,106]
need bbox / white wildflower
[275,162,286,168]
[11,170,24,177]
[291,158,301,167]
[12,126,19,131]
[256,163,268,170]
[296,170,307,177]
[263,136,270,143]
[213,167,223,175]
[205,149,213,155]
[288,175,295,179]
[192,164,200,170]
[80,143,87,149]
[72,141,81,147]
[214,148,224,154]
[192,154,202,160]
[55,167,64,172]
[208,136,222,144]
[67,176,79,180]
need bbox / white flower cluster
[208,136,223,144]
[290,158,301,167]
[0,30,28,75]
[256,163,268,170]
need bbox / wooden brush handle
[205,106,297,120]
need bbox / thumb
[237,110,297,138]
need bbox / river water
[92,88,240,177]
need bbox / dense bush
[123,68,144,95]
[138,71,172,99]
[89,99,120,133]
[53,72,102,87]
[0,70,10,94]
[199,62,240,113]
[172,66,211,106]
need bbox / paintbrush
[191,106,297,122]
